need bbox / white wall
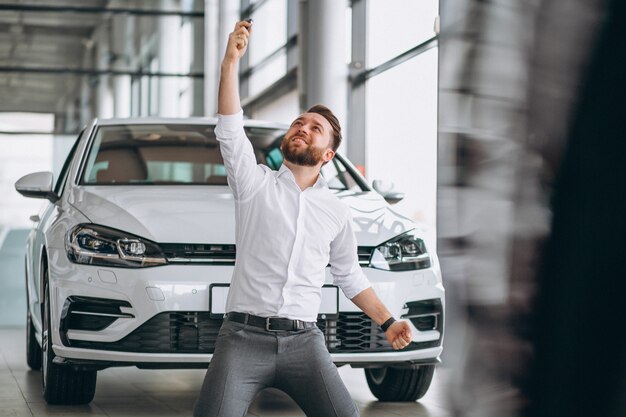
[0,113,56,228]
[365,48,439,232]
[251,90,299,124]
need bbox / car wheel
[365,365,435,402]
[26,308,42,370]
[42,275,97,405]
[26,257,42,370]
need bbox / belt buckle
[265,317,280,332]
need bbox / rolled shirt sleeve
[329,208,372,299]
[215,110,266,200]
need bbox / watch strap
[381,316,396,332]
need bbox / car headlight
[66,224,167,268]
[370,230,431,271]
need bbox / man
[193,20,413,417]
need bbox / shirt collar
[277,163,292,179]
[277,164,328,190]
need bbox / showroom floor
[0,328,451,417]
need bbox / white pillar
[113,76,131,117]
[158,0,181,117]
[95,22,114,119]
[204,0,219,116]
[79,42,94,126]
[191,3,205,116]
[200,0,239,116]
[79,78,91,126]
[65,101,77,132]
[218,0,240,66]
[299,0,348,134]
[112,15,132,118]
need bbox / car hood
[335,191,416,246]
[69,186,415,246]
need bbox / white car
[15,117,444,405]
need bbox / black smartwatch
[381,317,396,332]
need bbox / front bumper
[51,344,443,370]
[47,247,444,368]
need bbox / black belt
[226,312,317,332]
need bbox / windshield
[80,123,366,191]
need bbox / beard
[280,136,326,167]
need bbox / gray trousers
[193,318,360,417]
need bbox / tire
[26,309,42,370]
[25,264,42,371]
[42,276,97,405]
[365,365,435,402]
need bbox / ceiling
[0,0,111,119]
[0,1,205,132]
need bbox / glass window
[365,48,438,228]
[80,123,367,191]
[322,158,361,192]
[366,0,438,68]
[82,125,226,185]
[248,0,288,67]
[149,58,159,116]
[54,131,83,195]
[249,51,287,96]
[245,0,288,97]
[251,89,299,124]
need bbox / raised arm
[218,20,252,115]
[214,20,264,199]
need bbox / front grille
[319,313,392,352]
[357,246,374,265]
[160,243,236,264]
[160,244,372,266]
[319,312,440,353]
[67,312,222,352]
[67,311,441,354]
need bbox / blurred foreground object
[438,0,625,416]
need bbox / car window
[81,125,230,185]
[79,123,364,191]
[81,124,281,185]
[54,130,83,195]
[265,147,284,170]
[321,157,362,191]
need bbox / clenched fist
[385,320,413,350]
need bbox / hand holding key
[224,19,253,62]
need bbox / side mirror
[15,172,59,203]
[372,179,405,205]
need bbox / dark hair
[306,104,342,152]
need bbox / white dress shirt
[215,110,371,322]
